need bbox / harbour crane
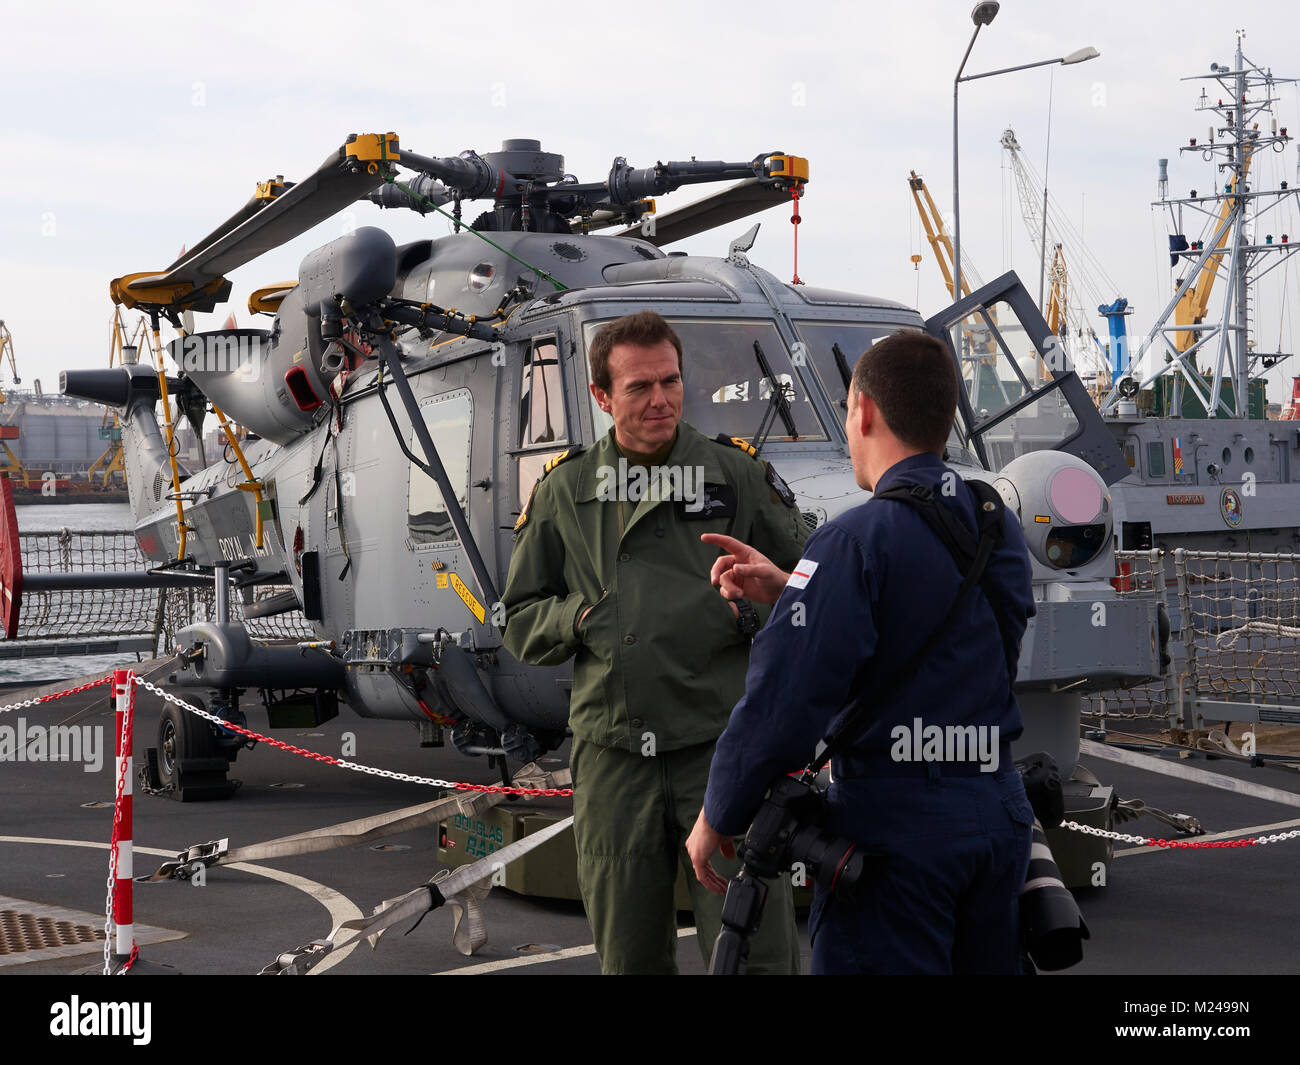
[0,322,30,488]
[1000,129,1120,384]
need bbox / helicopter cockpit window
[580,318,827,443]
[789,321,893,408]
[515,336,569,512]
[407,389,472,546]
[791,319,973,457]
[954,300,1080,471]
[519,337,566,448]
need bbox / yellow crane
[1173,151,1252,358]
[907,171,1005,383]
[1044,244,1068,339]
[908,170,978,301]
[1042,244,1110,400]
[0,322,30,488]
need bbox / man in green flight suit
[501,309,808,974]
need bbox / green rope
[387,176,567,292]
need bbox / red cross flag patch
[787,558,819,590]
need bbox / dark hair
[851,330,957,453]
[588,310,683,391]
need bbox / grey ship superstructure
[1095,36,1300,583]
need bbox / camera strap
[811,477,1011,772]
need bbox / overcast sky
[2,0,1297,403]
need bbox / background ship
[1096,35,1299,570]
[912,34,1300,652]
[0,321,203,504]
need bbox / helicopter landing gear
[502,722,545,765]
[144,700,239,802]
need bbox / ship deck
[2,668,1298,980]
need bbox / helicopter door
[925,271,1129,485]
[512,333,571,519]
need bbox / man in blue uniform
[685,329,1037,974]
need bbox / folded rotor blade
[614,178,794,247]
[131,145,391,293]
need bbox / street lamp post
[951,0,1099,309]
[953,2,1000,306]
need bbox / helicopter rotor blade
[612,178,795,247]
[119,140,397,304]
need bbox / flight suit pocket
[577,591,616,660]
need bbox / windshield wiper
[831,342,852,392]
[750,339,798,452]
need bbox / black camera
[709,774,873,975]
[741,775,870,897]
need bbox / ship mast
[1102,32,1299,418]
[1230,33,1251,414]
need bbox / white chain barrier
[0,675,112,715]
[1061,819,1300,849]
[131,676,573,798]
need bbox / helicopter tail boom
[61,365,193,531]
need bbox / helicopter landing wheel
[154,701,236,802]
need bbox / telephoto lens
[1019,818,1089,971]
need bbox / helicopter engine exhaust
[159,227,401,446]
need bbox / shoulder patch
[714,433,759,459]
[765,461,797,507]
[787,558,819,589]
[514,446,584,533]
[542,447,582,476]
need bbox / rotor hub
[483,139,564,185]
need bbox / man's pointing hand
[701,532,791,606]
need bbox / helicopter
[13,133,1162,844]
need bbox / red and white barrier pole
[112,667,134,960]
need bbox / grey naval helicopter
[40,133,1162,876]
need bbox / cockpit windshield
[582,317,828,442]
[792,319,975,462]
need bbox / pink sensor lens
[1048,467,1102,524]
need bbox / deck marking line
[1080,739,1300,810]
[432,927,698,975]
[0,836,363,975]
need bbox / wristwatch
[734,598,761,640]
